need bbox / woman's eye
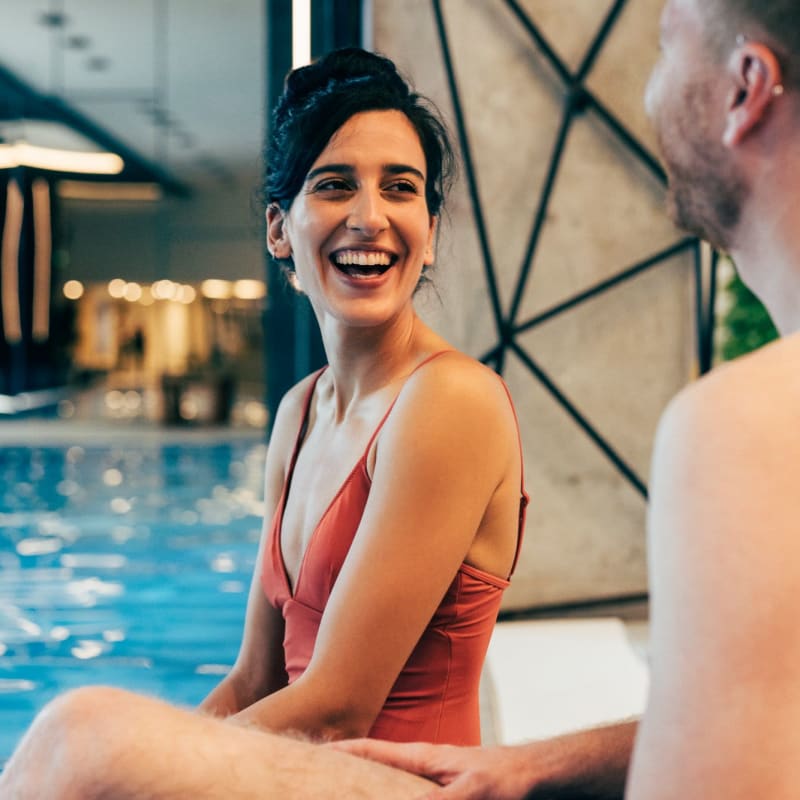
[385,180,419,194]
[315,178,351,192]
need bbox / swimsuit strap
[288,353,451,479]
[361,350,455,459]
[285,366,328,489]
[497,377,529,577]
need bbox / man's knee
[36,687,141,780]
[2,687,135,800]
[40,685,135,739]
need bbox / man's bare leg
[0,686,434,799]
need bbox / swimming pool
[0,435,266,767]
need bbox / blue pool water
[0,436,266,767]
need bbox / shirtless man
[1,0,797,797]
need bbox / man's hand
[332,739,533,800]
[333,720,637,799]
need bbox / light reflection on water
[0,438,266,767]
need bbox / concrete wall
[374,0,695,608]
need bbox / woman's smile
[329,248,397,284]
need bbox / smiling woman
[196,48,531,745]
[0,49,530,795]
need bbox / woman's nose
[345,188,388,236]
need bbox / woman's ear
[266,203,292,259]
[424,215,438,266]
[723,41,783,147]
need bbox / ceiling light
[0,120,124,175]
[38,12,67,27]
[0,142,123,174]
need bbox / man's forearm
[522,719,638,799]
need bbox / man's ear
[266,203,292,259]
[723,41,783,147]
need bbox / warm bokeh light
[243,401,268,428]
[107,278,126,299]
[177,284,197,304]
[201,279,233,300]
[151,279,177,301]
[139,286,154,306]
[233,279,267,300]
[123,282,142,302]
[179,397,199,420]
[63,279,84,300]
[105,390,125,410]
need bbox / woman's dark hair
[266,48,455,218]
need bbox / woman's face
[268,109,436,331]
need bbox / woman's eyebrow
[305,164,354,182]
[385,164,425,181]
[305,163,425,183]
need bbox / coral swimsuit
[261,352,529,744]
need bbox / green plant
[719,269,778,362]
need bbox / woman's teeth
[334,250,391,267]
[332,250,392,278]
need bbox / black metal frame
[432,0,718,503]
[264,0,362,427]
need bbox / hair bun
[284,48,408,105]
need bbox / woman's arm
[233,356,520,738]
[199,539,288,716]
[200,385,307,716]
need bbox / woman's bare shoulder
[391,351,517,445]
[408,350,513,408]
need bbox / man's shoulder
[663,334,800,439]
[649,334,800,528]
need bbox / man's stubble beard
[657,81,749,250]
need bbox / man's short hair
[702,0,798,88]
